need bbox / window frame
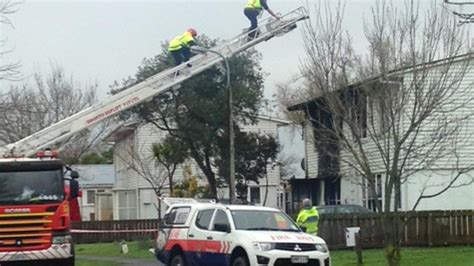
[211,209,231,231]
[165,206,192,225]
[86,190,96,205]
[194,208,216,231]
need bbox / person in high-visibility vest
[296,198,319,236]
[168,28,198,66]
[243,0,280,39]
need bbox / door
[206,208,232,266]
[187,208,216,265]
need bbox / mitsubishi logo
[294,244,302,251]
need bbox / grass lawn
[75,242,473,265]
[76,259,117,266]
[331,246,474,266]
[76,241,155,260]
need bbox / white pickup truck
[155,200,331,266]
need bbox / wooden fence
[72,219,158,244]
[318,210,474,249]
[72,210,474,249]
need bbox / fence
[72,219,158,244]
[72,210,474,248]
[318,210,474,249]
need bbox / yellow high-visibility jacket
[245,0,262,10]
[296,207,319,235]
[168,31,195,52]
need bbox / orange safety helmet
[187,28,197,37]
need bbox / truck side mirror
[214,223,231,233]
[70,170,79,179]
[69,178,80,199]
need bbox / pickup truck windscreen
[231,210,300,232]
[0,169,64,205]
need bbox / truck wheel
[232,256,249,266]
[55,257,74,266]
[170,253,186,266]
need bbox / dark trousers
[171,47,191,66]
[244,8,260,38]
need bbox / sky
[0,0,376,99]
[0,0,464,175]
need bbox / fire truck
[0,150,79,265]
[0,7,307,265]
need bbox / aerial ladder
[0,7,309,157]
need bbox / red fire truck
[0,150,79,265]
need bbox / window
[166,207,191,225]
[195,209,215,230]
[362,174,383,211]
[250,187,260,204]
[231,210,299,231]
[117,190,137,220]
[335,205,355,214]
[317,206,334,215]
[351,89,368,138]
[87,190,96,204]
[212,210,229,230]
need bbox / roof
[102,121,139,143]
[167,201,280,212]
[288,52,474,111]
[104,116,289,143]
[74,164,115,188]
[256,115,290,125]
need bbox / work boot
[247,29,260,42]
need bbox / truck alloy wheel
[171,254,186,266]
[232,256,249,266]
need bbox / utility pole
[190,46,234,203]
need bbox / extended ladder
[1,7,309,157]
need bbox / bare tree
[0,0,21,81]
[0,64,97,145]
[151,136,189,196]
[444,0,474,24]
[287,1,472,265]
[116,140,168,218]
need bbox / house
[75,164,115,221]
[103,116,289,220]
[288,54,474,212]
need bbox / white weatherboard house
[75,164,115,221]
[288,54,474,212]
[104,116,289,220]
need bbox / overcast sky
[0,0,376,99]
[0,0,466,99]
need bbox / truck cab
[0,151,76,265]
[155,200,331,266]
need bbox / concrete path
[77,255,163,266]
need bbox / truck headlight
[314,243,328,253]
[52,235,72,244]
[252,242,275,251]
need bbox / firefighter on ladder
[244,0,280,38]
[296,198,319,236]
[168,28,198,66]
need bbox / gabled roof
[256,115,290,125]
[288,52,473,111]
[74,164,115,188]
[102,121,139,143]
[103,116,289,143]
